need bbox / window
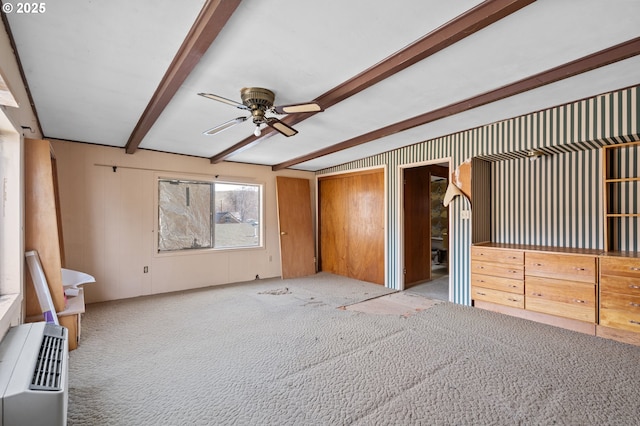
[0,110,23,333]
[158,179,262,251]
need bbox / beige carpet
[68,272,640,425]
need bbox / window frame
[0,110,24,335]
[155,174,265,254]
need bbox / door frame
[398,158,452,299]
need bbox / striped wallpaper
[491,149,603,249]
[317,85,640,305]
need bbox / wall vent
[30,324,66,391]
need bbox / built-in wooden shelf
[604,177,640,183]
[603,141,640,252]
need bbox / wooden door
[404,167,432,286]
[276,177,316,279]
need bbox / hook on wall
[112,166,117,172]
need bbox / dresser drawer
[600,291,640,314]
[471,273,523,294]
[471,261,523,280]
[600,292,640,332]
[472,286,524,309]
[525,252,597,283]
[525,276,596,322]
[600,275,640,297]
[471,247,523,265]
[600,257,640,279]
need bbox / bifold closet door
[319,169,384,285]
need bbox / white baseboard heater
[0,322,68,426]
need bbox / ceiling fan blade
[273,102,323,114]
[203,116,248,135]
[198,93,249,110]
[266,117,298,137]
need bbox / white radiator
[0,322,68,426]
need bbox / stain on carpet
[340,292,442,317]
[259,287,291,295]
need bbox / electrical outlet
[143,266,148,273]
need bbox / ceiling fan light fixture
[240,87,275,109]
[203,116,247,135]
[200,87,320,138]
[266,117,298,137]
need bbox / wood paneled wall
[318,169,384,285]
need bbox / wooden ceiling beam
[272,37,640,171]
[124,0,241,154]
[209,0,536,163]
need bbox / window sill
[155,245,266,257]
[0,293,22,338]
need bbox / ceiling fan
[198,87,323,137]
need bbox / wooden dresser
[470,243,638,341]
[524,251,598,323]
[597,254,640,345]
[471,243,601,334]
[471,246,524,308]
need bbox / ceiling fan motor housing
[241,87,275,124]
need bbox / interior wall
[317,85,640,305]
[50,140,315,303]
[491,149,603,249]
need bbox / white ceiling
[4,0,640,171]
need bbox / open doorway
[402,161,450,301]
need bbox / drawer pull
[509,285,518,288]
[507,298,519,302]
[508,256,518,259]
[575,267,586,271]
[630,302,640,308]
[630,320,640,326]
[532,292,543,297]
[476,292,486,296]
[573,299,586,304]
[534,263,543,267]
[477,280,485,283]
[630,267,640,271]
[629,285,640,289]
